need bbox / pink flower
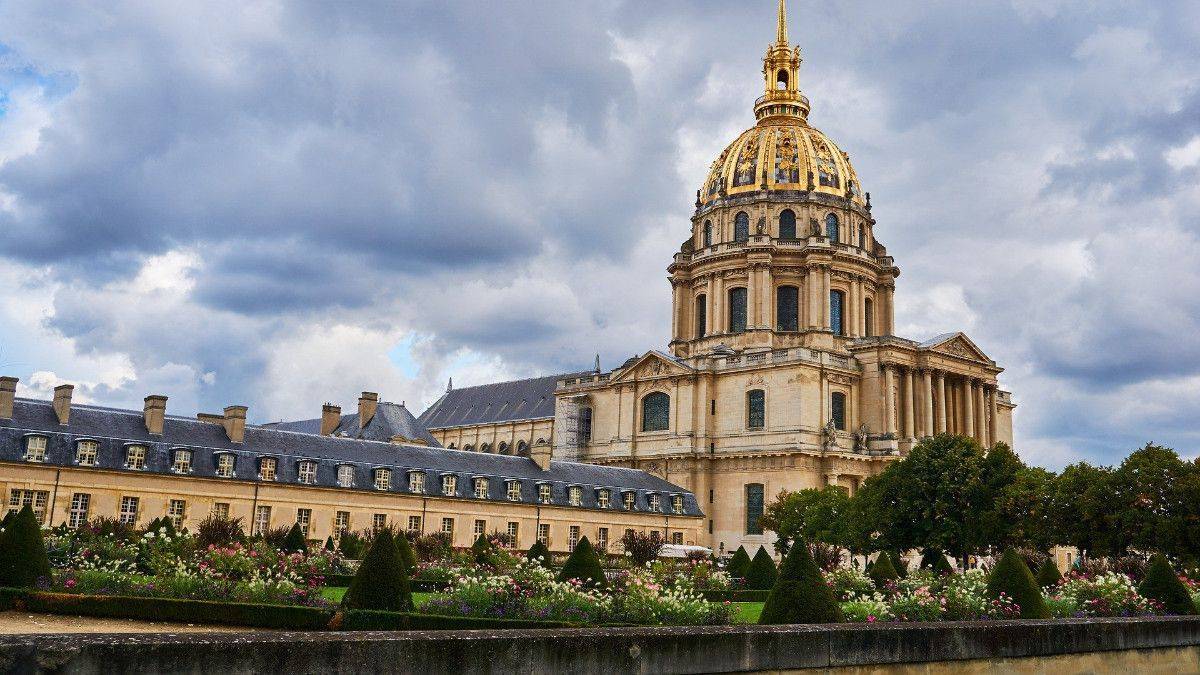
[65,579,77,588]
[867,615,877,623]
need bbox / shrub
[341,609,570,631]
[1054,572,1160,617]
[824,567,874,602]
[985,548,1049,619]
[1015,547,1050,576]
[620,530,662,567]
[471,533,493,565]
[341,530,413,612]
[195,513,245,549]
[758,536,842,624]
[282,524,307,554]
[0,505,52,588]
[1138,554,1197,616]
[726,546,751,579]
[1035,559,1063,588]
[394,531,417,573]
[526,540,550,567]
[558,537,606,589]
[338,530,369,560]
[808,542,841,572]
[868,552,899,590]
[744,547,778,590]
[324,536,335,552]
[920,549,954,576]
[412,532,452,562]
[1113,555,1150,583]
[23,591,332,629]
[890,551,907,578]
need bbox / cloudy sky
[1,1,1198,468]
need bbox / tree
[1138,554,1197,615]
[282,523,307,554]
[1046,462,1115,558]
[1109,444,1191,556]
[1035,559,1063,588]
[0,505,52,588]
[558,537,606,588]
[992,466,1057,552]
[985,548,1049,619]
[526,540,551,566]
[759,486,852,555]
[868,551,898,590]
[744,547,778,590]
[726,546,752,579]
[758,536,843,625]
[395,531,417,573]
[620,530,662,566]
[342,530,413,611]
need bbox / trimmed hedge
[868,551,899,589]
[744,547,778,590]
[12,591,333,629]
[340,609,572,631]
[1139,554,1198,616]
[283,523,307,554]
[342,530,413,612]
[0,505,51,588]
[727,546,751,579]
[395,533,417,574]
[558,536,606,589]
[699,589,771,603]
[1036,559,1063,588]
[526,540,551,567]
[986,548,1050,619]
[759,536,843,625]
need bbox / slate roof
[918,333,959,348]
[263,401,440,446]
[0,398,702,517]
[418,372,591,429]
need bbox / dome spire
[755,0,808,123]
[776,0,788,46]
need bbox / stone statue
[821,419,839,451]
[756,216,766,234]
[809,218,821,237]
[855,423,870,453]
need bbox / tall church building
[420,1,1015,555]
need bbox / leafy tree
[526,540,551,566]
[726,546,752,579]
[868,551,898,590]
[620,530,662,566]
[1109,444,1191,555]
[342,530,413,611]
[744,546,778,590]
[1046,462,1115,558]
[282,523,307,553]
[558,536,606,588]
[1035,559,1063,588]
[985,548,1049,619]
[0,505,52,588]
[196,513,245,549]
[1138,554,1197,615]
[993,466,1057,551]
[395,531,417,573]
[758,536,843,625]
[759,486,852,555]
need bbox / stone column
[706,275,716,338]
[883,365,897,435]
[977,384,989,447]
[989,385,999,445]
[761,266,773,331]
[807,267,821,329]
[936,372,947,434]
[714,275,725,334]
[746,263,758,329]
[922,369,934,438]
[670,281,682,341]
[884,285,895,335]
[822,266,832,330]
[964,379,976,439]
[902,368,915,439]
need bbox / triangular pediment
[609,350,692,383]
[920,332,991,362]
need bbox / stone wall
[2,617,1198,674]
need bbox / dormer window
[672,494,684,515]
[538,483,552,504]
[298,460,317,485]
[215,453,235,478]
[408,471,425,494]
[648,493,662,511]
[597,489,611,508]
[568,485,582,507]
[259,457,277,481]
[473,477,489,499]
[172,449,192,474]
[442,474,457,496]
[506,481,521,502]
[623,491,636,510]
[23,436,47,463]
[125,445,146,470]
[337,465,355,488]
[75,440,98,466]
[374,468,392,491]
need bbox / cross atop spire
[776,0,788,45]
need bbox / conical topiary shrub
[745,546,779,590]
[891,551,907,578]
[526,540,550,566]
[869,551,899,590]
[933,553,954,576]
[1139,554,1197,616]
[986,548,1050,619]
[921,549,954,576]
[342,529,413,611]
[727,546,751,579]
[0,505,52,588]
[282,523,307,554]
[1035,559,1063,588]
[0,510,13,530]
[558,536,606,588]
[394,531,417,574]
[758,536,843,625]
[324,536,335,551]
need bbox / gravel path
[0,611,256,634]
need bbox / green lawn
[320,587,432,606]
[732,602,763,624]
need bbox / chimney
[223,405,248,443]
[143,395,168,435]
[53,384,74,425]
[0,376,16,420]
[358,392,378,429]
[531,441,552,471]
[320,403,341,436]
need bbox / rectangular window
[76,440,98,466]
[297,508,312,536]
[776,285,799,332]
[537,523,550,545]
[408,472,425,494]
[745,483,765,535]
[728,287,747,333]
[337,465,354,488]
[568,486,582,506]
[212,502,230,519]
[651,530,661,543]
[672,531,683,545]
[23,436,47,462]
[597,527,609,550]
[623,492,636,510]
[831,392,847,431]
[253,505,271,535]
[747,389,765,430]
[830,289,845,336]
[172,449,192,473]
[335,511,350,538]
[597,489,610,508]
[648,493,661,511]
[538,483,552,504]
[9,489,49,523]
[506,481,521,501]
[125,445,146,470]
[672,494,685,515]
[298,461,317,485]
[864,298,874,337]
[118,496,140,525]
[568,525,580,551]
[506,521,519,542]
[168,499,186,529]
[374,468,392,491]
[695,295,707,337]
[216,454,235,478]
[441,517,454,536]
[473,478,488,499]
[442,474,457,496]
[624,528,635,543]
[68,493,90,528]
[259,457,277,481]
[408,515,421,533]
[473,519,486,537]
[372,513,387,533]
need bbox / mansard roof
[264,400,439,446]
[0,397,702,516]
[418,372,590,429]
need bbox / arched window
[864,298,874,337]
[447,442,456,449]
[778,209,796,240]
[776,69,789,90]
[825,213,839,242]
[830,290,845,336]
[728,287,747,333]
[641,392,670,432]
[695,294,707,337]
[578,407,592,443]
[498,441,509,455]
[746,389,765,430]
[516,440,529,456]
[831,392,847,430]
[734,212,749,243]
[463,444,474,452]
[745,483,765,534]
[480,442,492,454]
[776,285,799,332]
[858,226,866,248]
[703,221,712,247]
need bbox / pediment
[609,350,692,383]
[921,332,991,363]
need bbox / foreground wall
[2,617,1198,674]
